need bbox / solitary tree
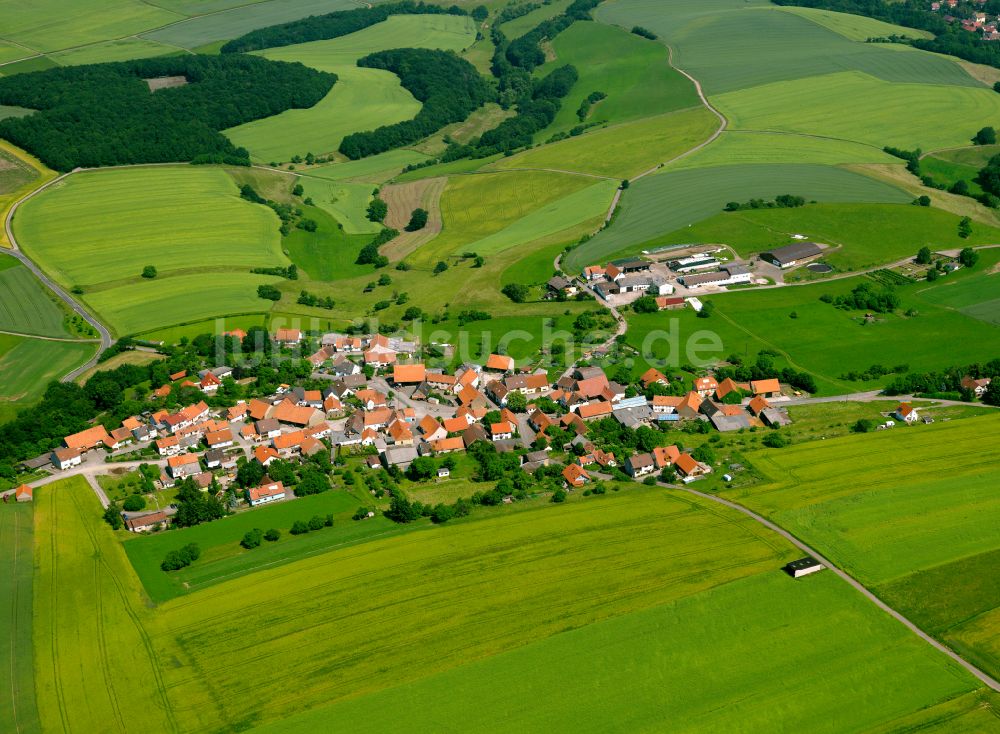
[958,217,973,239]
[974,126,997,145]
[915,246,932,265]
[434,261,449,275]
[959,246,979,267]
[405,208,428,231]
[141,265,157,279]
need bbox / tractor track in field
[677,484,1000,694]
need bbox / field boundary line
[0,327,100,343]
[677,484,1000,694]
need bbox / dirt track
[380,176,446,261]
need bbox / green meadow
[913,255,1000,326]
[282,203,374,280]
[0,335,96,421]
[565,164,909,273]
[307,149,430,183]
[140,0,358,50]
[729,415,1000,681]
[491,106,719,178]
[0,503,41,734]
[596,0,979,96]
[773,5,934,42]
[714,71,1000,151]
[49,38,177,66]
[297,177,382,235]
[673,131,897,170]
[224,14,477,163]
[626,270,1000,393]
[136,313,268,345]
[0,41,31,64]
[125,489,377,603]
[258,572,980,734]
[0,258,70,337]
[532,20,700,139]
[499,0,572,38]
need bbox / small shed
[784,557,824,579]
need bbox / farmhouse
[167,453,200,478]
[625,453,655,477]
[64,424,113,452]
[760,242,823,269]
[14,484,32,502]
[961,375,991,397]
[248,481,286,507]
[123,509,172,533]
[679,264,752,289]
[562,463,590,487]
[393,363,426,385]
[669,255,719,273]
[51,447,83,471]
[485,354,515,373]
[895,403,920,423]
[273,329,302,345]
[655,296,685,310]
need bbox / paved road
[781,390,999,409]
[678,484,1000,693]
[3,171,113,381]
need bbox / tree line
[220,1,467,53]
[0,55,334,171]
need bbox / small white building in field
[784,557,824,578]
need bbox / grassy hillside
[224,14,477,163]
[0,258,71,337]
[0,335,96,421]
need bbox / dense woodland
[220,1,467,53]
[0,56,334,170]
[339,49,493,159]
[773,0,1000,69]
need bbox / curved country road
[3,171,113,381]
[679,485,1000,693]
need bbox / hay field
[491,106,719,178]
[564,164,909,273]
[595,0,979,96]
[0,259,70,337]
[258,572,981,734]
[672,131,897,170]
[0,335,96,421]
[0,503,41,734]
[14,167,286,288]
[714,71,1000,151]
[533,20,700,138]
[224,14,477,163]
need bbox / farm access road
[678,484,1000,694]
[3,170,112,381]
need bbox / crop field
[0,142,52,249]
[729,415,1000,680]
[297,177,382,235]
[0,259,71,337]
[0,503,41,734]
[0,335,96,421]
[49,38,177,66]
[410,170,598,266]
[259,571,981,734]
[141,0,357,50]
[625,272,1000,393]
[0,41,30,64]
[136,313,268,344]
[83,271,282,335]
[15,167,286,288]
[714,71,1000,151]
[672,131,897,170]
[564,164,909,273]
[31,476,175,733]
[0,0,180,53]
[532,20,700,139]
[283,204,374,280]
[499,0,572,38]
[125,489,373,603]
[379,177,446,261]
[491,106,719,179]
[773,6,933,42]
[225,15,477,163]
[308,149,429,183]
[626,203,1000,273]
[147,488,800,732]
[912,252,1000,326]
[596,0,980,96]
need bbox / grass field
[774,5,934,42]
[0,141,53,250]
[499,0,572,38]
[0,504,41,734]
[49,38,177,66]
[625,269,1000,392]
[148,488,801,732]
[125,489,375,603]
[136,313,268,344]
[224,14,477,163]
[307,149,430,183]
[564,164,909,273]
[0,258,71,337]
[727,414,1000,681]
[84,271,282,335]
[911,251,1000,326]
[491,106,719,179]
[257,571,981,734]
[141,0,358,50]
[0,41,31,64]
[673,131,898,170]
[74,349,163,384]
[0,104,33,121]
[32,476,175,733]
[596,0,980,96]
[409,170,599,266]
[15,167,286,288]
[932,144,1000,168]
[0,0,180,53]
[714,70,1000,151]
[618,203,1000,272]
[283,203,375,280]
[531,20,700,139]
[297,177,382,235]
[0,335,96,421]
